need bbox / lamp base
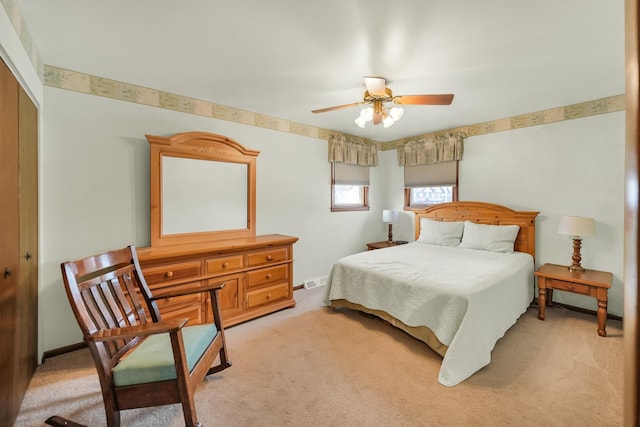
[387,224,393,243]
[568,264,585,273]
[568,237,585,272]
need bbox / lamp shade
[382,209,399,223]
[558,216,595,237]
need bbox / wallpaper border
[0,0,43,76]
[381,94,625,150]
[42,65,378,144]
[44,66,623,152]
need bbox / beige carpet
[16,286,623,426]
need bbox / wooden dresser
[141,132,298,327]
[137,234,298,327]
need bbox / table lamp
[558,216,595,272]
[382,210,399,243]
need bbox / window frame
[403,161,459,211]
[331,162,370,212]
[404,184,458,210]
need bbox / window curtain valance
[397,132,466,166]
[328,134,378,166]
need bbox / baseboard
[543,301,623,322]
[41,342,87,363]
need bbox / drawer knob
[222,262,229,268]
[165,271,174,278]
[266,255,273,261]
[266,293,272,299]
[266,273,272,280]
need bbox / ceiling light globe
[383,115,395,128]
[389,106,404,121]
[362,107,374,121]
[354,116,367,128]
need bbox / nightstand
[366,241,397,250]
[534,263,613,337]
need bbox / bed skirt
[329,299,448,358]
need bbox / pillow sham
[459,221,520,253]
[417,218,465,247]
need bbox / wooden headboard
[414,201,539,259]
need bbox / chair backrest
[60,246,161,376]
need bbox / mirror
[147,132,259,247]
[162,156,248,234]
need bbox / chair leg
[207,347,232,375]
[58,394,119,427]
[207,361,232,375]
[105,407,121,427]
[181,396,199,427]
[219,344,230,368]
[45,416,87,427]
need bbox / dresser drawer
[143,260,202,285]
[158,301,206,325]
[247,247,289,267]
[246,282,290,309]
[141,281,204,321]
[205,255,244,275]
[151,281,204,309]
[547,278,591,295]
[246,265,289,289]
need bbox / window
[409,185,455,205]
[331,162,370,212]
[404,161,458,209]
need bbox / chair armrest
[150,281,226,300]
[86,318,188,342]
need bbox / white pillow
[459,221,520,253]
[417,218,465,247]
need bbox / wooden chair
[60,245,231,427]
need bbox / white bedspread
[323,242,534,386]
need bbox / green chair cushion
[112,323,217,387]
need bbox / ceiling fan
[312,76,454,128]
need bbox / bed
[323,201,539,386]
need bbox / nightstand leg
[597,293,608,337]
[538,287,546,320]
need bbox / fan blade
[393,94,454,105]
[364,76,386,96]
[311,102,364,113]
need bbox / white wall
[0,6,42,106]
[460,113,625,315]
[40,88,386,349]
[377,150,416,241]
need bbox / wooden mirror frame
[146,131,260,247]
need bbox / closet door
[0,57,38,426]
[0,58,21,425]
[17,85,38,406]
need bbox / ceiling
[16,0,624,143]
